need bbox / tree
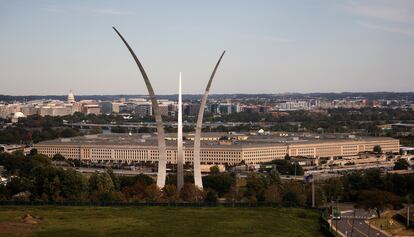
[31,154,51,166]
[356,189,401,218]
[49,176,63,202]
[264,183,282,203]
[180,183,204,202]
[268,159,303,175]
[306,185,326,207]
[394,159,410,170]
[60,128,81,138]
[119,174,153,189]
[59,168,87,200]
[106,169,120,191]
[203,173,234,197]
[282,181,306,206]
[322,178,343,202]
[373,145,382,154]
[289,162,304,176]
[162,184,179,202]
[88,172,115,201]
[284,154,291,160]
[225,183,244,202]
[121,181,147,201]
[52,153,65,161]
[6,176,33,196]
[144,184,162,202]
[209,165,220,174]
[268,169,281,185]
[204,190,218,203]
[29,148,38,156]
[245,173,268,201]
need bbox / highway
[333,209,389,237]
[75,167,157,176]
[305,163,395,175]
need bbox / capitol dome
[13,112,25,119]
[67,90,75,103]
[11,112,26,123]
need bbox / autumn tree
[180,183,204,202]
[144,184,162,202]
[162,184,179,202]
[356,189,401,218]
[264,183,282,203]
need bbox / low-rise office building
[34,133,400,165]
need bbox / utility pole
[350,209,356,237]
[311,174,315,208]
[368,214,371,237]
[407,195,411,228]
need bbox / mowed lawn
[0,206,324,237]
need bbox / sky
[0,0,413,95]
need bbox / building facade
[34,134,400,165]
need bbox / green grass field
[0,206,324,237]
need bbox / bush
[204,190,218,203]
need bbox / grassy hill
[0,206,324,237]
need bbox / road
[75,167,157,176]
[333,209,389,237]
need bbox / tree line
[1,151,412,216]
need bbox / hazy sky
[1,0,414,95]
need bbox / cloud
[41,5,131,16]
[342,0,414,23]
[359,21,414,36]
[340,0,414,36]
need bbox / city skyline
[1,0,414,95]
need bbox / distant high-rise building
[135,103,152,117]
[219,103,232,114]
[158,104,169,116]
[184,103,200,116]
[208,103,220,114]
[100,101,113,114]
[82,104,101,115]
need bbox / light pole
[407,195,411,228]
[311,175,315,208]
[368,210,371,237]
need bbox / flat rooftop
[35,133,398,149]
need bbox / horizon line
[1,91,414,97]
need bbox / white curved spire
[177,72,184,190]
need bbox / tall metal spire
[177,72,184,190]
[193,51,226,188]
[112,27,168,188]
